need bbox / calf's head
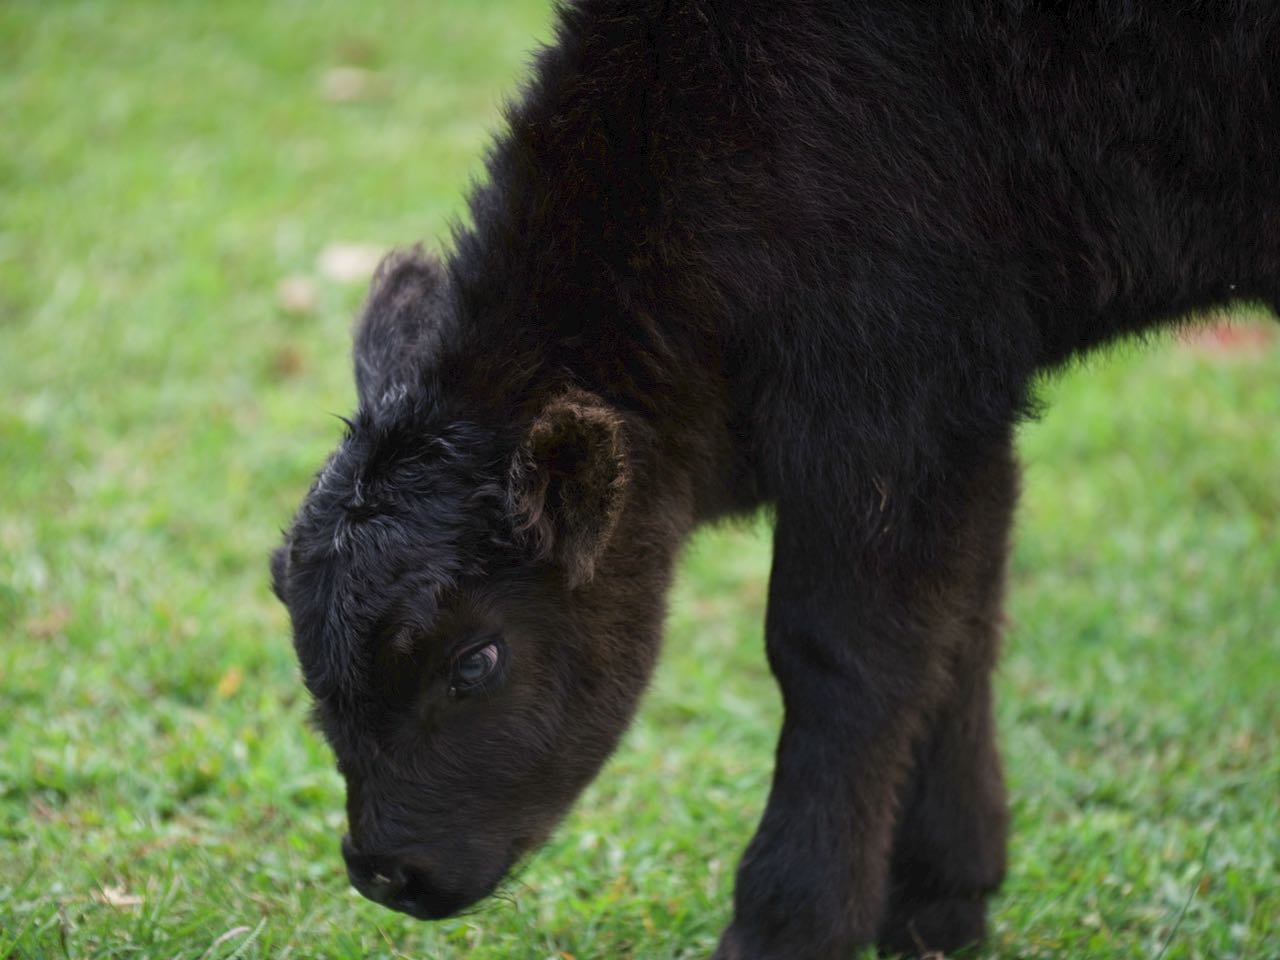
[271,252,678,919]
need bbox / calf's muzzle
[341,834,474,920]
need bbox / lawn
[1,2,1277,958]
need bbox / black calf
[273,3,1279,956]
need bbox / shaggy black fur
[272,2,1279,956]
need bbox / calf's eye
[448,641,503,696]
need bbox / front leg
[878,445,1018,957]
[716,498,960,960]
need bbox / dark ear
[269,543,290,603]
[508,389,629,588]
[353,247,451,412]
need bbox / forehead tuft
[281,413,511,702]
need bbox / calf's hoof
[877,896,988,958]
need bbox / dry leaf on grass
[216,666,244,698]
[321,67,389,103]
[271,345,306,379]
[318,243,384,284]
[1180,319,1275,356]
[94,885,144,909]
[276,275,318,315]
[26,605,72,639]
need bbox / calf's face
[271,253,674,920]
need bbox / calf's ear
[269,543,290,603]
[352,247,451,413]
[508,390,628,588]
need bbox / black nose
[341,835,468,920]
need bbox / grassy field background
[2,2,1277,957]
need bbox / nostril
[342,835,409,906]
[394,867,428,906]
[365,865,407,902]
[388,865,473,920]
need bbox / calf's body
[273,3,1279,957]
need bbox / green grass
[2,2,1277,957]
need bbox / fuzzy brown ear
[508,389,628,588]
